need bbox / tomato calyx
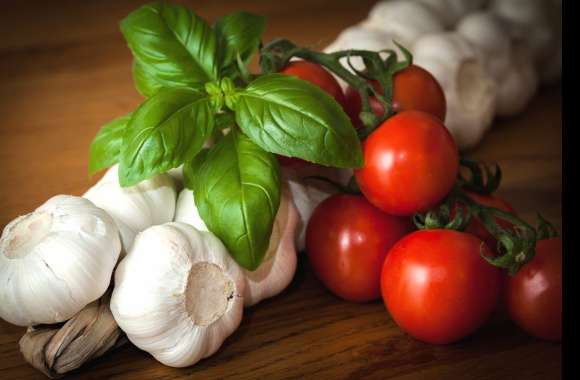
[535,213,559,240]
[457,158,502,195]
[413,202,472,231]
[259,38,413,137]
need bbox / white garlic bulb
[286,178,335,252]
[362,0,445,47]
[412,32,497,150]
[110,222,245,368]
[242,186,299,307]
[0,195,121,326]
[175,186,300,307]
[416,0,488,28]
[83,164,177,253]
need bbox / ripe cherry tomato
[381,230,502,344]
[354,111,459,216]
[344,65,446,128]
[280,60,346,107]
[505,237,562,341]
[306,194,412,302]
[278,61,348,168]
[454,191,516,252]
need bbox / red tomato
[455,191,516,252]
[306,194,412,302]
[505,237,562,341]
[354,111,459,216]
[280,60,346,107]
[278,61,347,168]
[381,230,502,344]
[344,65,446,128]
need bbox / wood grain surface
[0,1,562,379]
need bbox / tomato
[278,61,347,168]
[381,230,502,344]
[280,60,346,107]
[455,191,516,252]
[344,65,446,128]
[505,237,562,341]
[354,111,459,216]
[305,194,412,302]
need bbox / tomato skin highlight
[381,230,502,344]
[280,60,346,107]
[305,194,412,302]
[506,237,562,341]
[355,111,459,216]
[344,65,446,128]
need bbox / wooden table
[0,1,562,379]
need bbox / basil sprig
[88,1,362,270]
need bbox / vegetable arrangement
[0,1,561,377]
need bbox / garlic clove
[0,195,121,326]
[416,0,487,28]
[456,11,512,81]
[243,184,299,307]
[83,164,177,254]
[413,32,497,150]
[174,189,208,232]
[495,43,539,117]
[110,222,245,368]
[363,0,445,47]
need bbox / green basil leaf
[182,148,208,190]
[235,74,363,168]
[119,88,214,187]
[215,12,266,72]
[193,130,280,271]
[121,2,218,91]
[89,113,131,175]
[132,60,164,98]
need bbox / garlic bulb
[0,195,121,326]
[412,32,497,150]
[415,0,488,28]
[362,0,445,47]
[83,164,177,253]
[456,11,512,80]
[242,185,299,306]
[110,222,245,368]
[494,43,539,117]
[456,12,538,117]
[174,189,208,232]
[175,186,300,307]
[286,178,335,252]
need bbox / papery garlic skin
[416,0,487,28]
[175,186,300,307]
[83,164,177,253]
[242,186,299,307]
[174,189,208,232]
[362,0,445,47]
[0,195,121,326]
[111,222,245,368]
[413,32,497,150]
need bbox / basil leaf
[89,114,131,175]
[193,130,280,271]
[132,60,164,98]
[182,148,208,190]
[215,12,266,72]
[121,2,218,91]
[119,88,214,187]
[235,74,363,168]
